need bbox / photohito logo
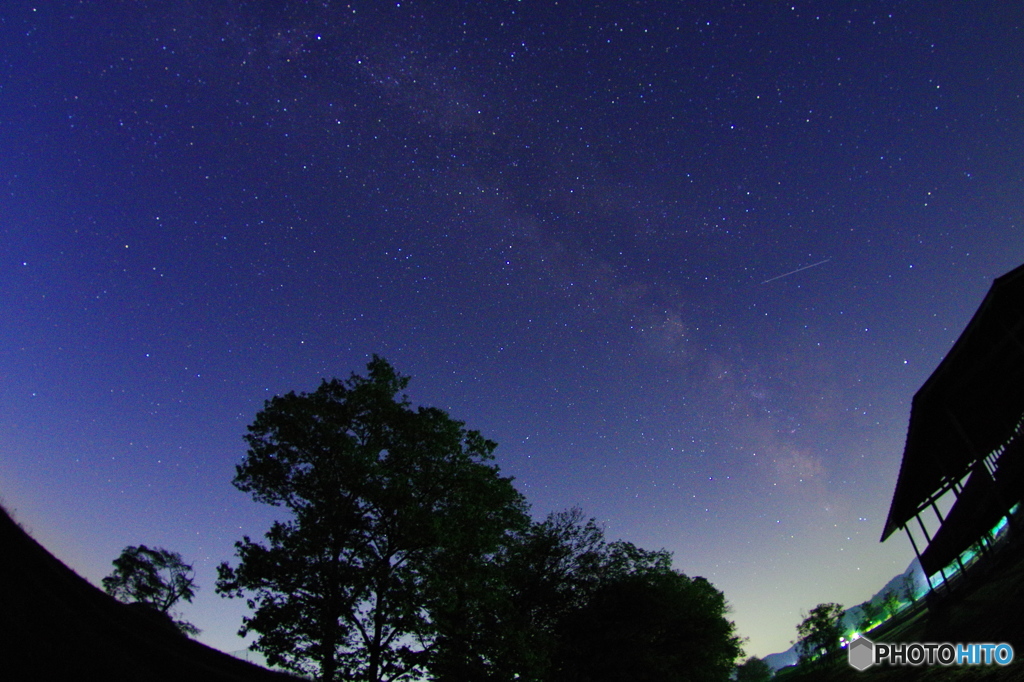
[848,637,1014,670]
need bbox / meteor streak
[762,258,832,284]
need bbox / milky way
[1,2,1022,657]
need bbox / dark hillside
[0,504,299,682]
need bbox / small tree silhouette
[103,544,200,636]
[900,573,919,604]
[796,603,844,665]
[736,656,773,682]
[882,589,900,619]
[857,599,881,633]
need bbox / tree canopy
[882,589,901,619]
[217,357,744,682]
[451,507,743,682]
[216,356,529,682]
[554,569,742,682]
[900,573,919,604]
[856,599,881,633]
[735,657,773,682]
[102,544,199,636]
[795,602,845,665]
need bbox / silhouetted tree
[856,599,881,633]
[736,656,773,682]
[882,589,900,618]
[553,568,743,682]
[216,357,529,682]
[510,508,609,633]
[102,544,199,636]
[425,507,610,681]
[795,602,844,665]
[440,508,741,682]
[900,573,919,604]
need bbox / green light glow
[927,504,1020,584]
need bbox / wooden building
[881,263,1024,588]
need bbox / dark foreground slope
[0,505,299,682]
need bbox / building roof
[882,262,1024,542]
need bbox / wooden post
[905,525,934,594]
[917,513,954,594]
[931,500,970,572]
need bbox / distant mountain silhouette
[0,503,299,681]
[762,644,799,671]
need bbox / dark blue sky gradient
[2,1,1022,658]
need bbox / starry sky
[2,1,1023,660]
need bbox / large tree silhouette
[216,357,528,682]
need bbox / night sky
[2,1,1023,660]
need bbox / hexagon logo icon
[848,637,875,671]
